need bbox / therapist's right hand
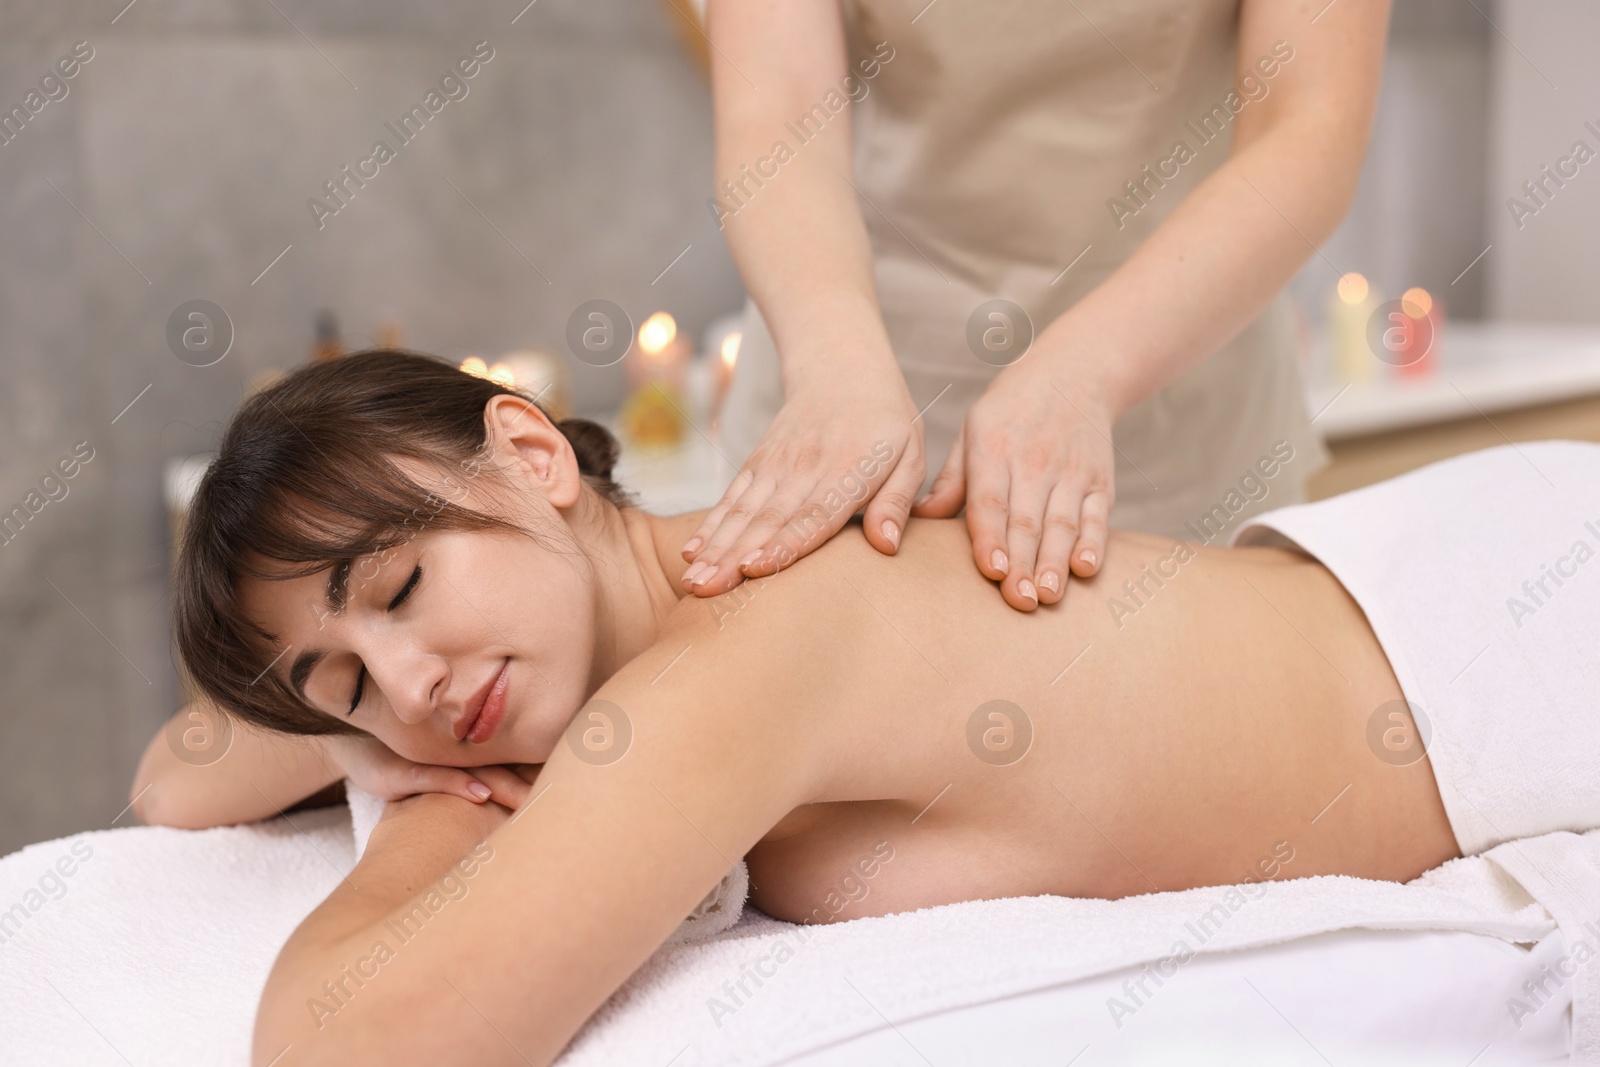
[678,374,927,596]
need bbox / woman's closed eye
[386,563,423,612]
[348,564,424,715]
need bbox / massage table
[1,784,1592,1065]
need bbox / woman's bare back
[659,517,1461,922]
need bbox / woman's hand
[913,356,1116,612]
[678,372,927,596]
[323,733,532,809]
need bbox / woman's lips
[465,659,510,745]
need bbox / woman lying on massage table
[143,350,1589,1066]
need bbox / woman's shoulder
[592,522,909,715]
[664,521,879,651]
[665,516,970,636]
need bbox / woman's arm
[679,0,927,592]
[250,586,845,1065]
[132,698,511,829]
[131,699,344,829]
[915,0,1393,608]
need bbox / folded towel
[346,780,749,944]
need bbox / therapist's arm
[678,0,927,597]
[915,0,1393,611]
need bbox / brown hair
[172,348,631,736]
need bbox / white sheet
[1,794,1591,1066]
[781,927,1573,1065]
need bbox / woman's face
[239,419,598,768]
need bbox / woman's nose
[377,651,448,726]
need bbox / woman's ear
[483,394,582,509]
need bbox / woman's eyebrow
[325,558,354,614]
[283,560,356,700]
[289,648,325,700]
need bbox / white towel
[0,805,353,1065]
[558,831,1598,1067]
[2,794,1594,1065]
[1232,441,1600,857]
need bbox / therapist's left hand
[912,360,1115,612]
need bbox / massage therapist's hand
[322,733,532,809]
[913,358,1116,612]
[679,370,927,596]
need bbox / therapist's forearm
[707,1,899,395]
[715,128,897,393]
[1040,116,1365,417]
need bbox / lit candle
[621,312,690,448]
[1329,272,1377,383]
[1395,288,1441,379]
[632,312,691,390]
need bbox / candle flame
[1337,273,1369,305]
[639,312,677,355]
[1401,287,1433,318]
[720,332,741,369]
[487,362,516,388]
[460,357,489,378]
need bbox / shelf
[1305,323,1600,440]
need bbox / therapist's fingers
[1070,488,1112,578]
[680,475,781,593]
[1000,472,1055,611]
[962,440,1013,587]
[861,443,926,555]
[1030,483,1081,601]
[710,478,828,583]
[680,468,759,562]
[1033,482,1083,605]
[911,425,967,519]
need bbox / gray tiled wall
[0,0,745,855]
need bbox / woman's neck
[582,503,707,695]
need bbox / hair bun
[555,417,627,501]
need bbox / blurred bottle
[312,309,345,363]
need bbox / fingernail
[682,561,708,584]
[1038,570,1060,594]
[692,564,716,586]
[682,537,702,556]
[881,519,899,548]
[1080,549,1097,569]
[1018,579,1037,602]
[466,782,491,801]
[991,549,1009,575]
[739,549,762,568]
[914,494,931,508]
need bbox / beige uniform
[717,0,1328,538]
